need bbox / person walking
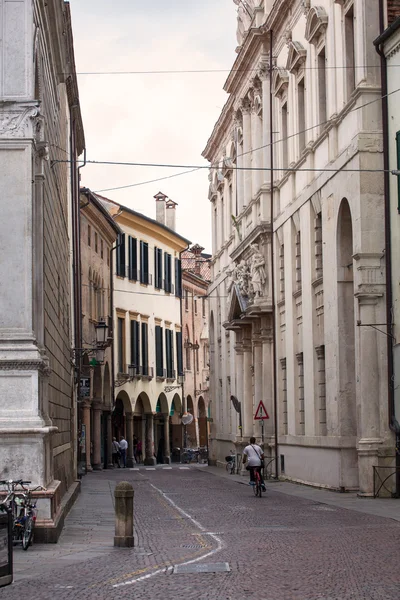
[133,435,138,463]
[136,439,142,464]
[119,436,128,468]
[242,436,266,491]
[112,437,120,468]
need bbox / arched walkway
[336,198,356,437]
[197,396,208,448]
[170,394,183,462]
[155,393,169,464]
[186,395,197,447]
[133,392,152,465]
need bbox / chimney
[165,199,178,231]
[191,244,204,275]
[154,191,167,225]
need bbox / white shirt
[119,439,128,450]
[243,444,263,467]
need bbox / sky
[70,0,238,252]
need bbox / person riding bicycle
[242,437,266,491]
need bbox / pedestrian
[119,436,128,468]
[136,439,142,464]
[112,437,120,468]
[242,436,266,491]
[133,435,138,462]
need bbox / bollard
[114,481,134,547]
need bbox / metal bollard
[114,481,134,547]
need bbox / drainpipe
[374,0,400,497]
[269,30,279,480]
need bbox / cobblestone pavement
[2,465,400,600]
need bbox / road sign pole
[261,419,264,444]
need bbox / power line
[53,87,400,192]
[72,64,400,76]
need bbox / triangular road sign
[254,401,269,420]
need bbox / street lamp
[95,319,108,345]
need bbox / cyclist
[242,437,266,491]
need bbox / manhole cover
[174,562,230,574]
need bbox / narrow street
[3,466,400,600]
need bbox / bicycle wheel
[22,516,34,550]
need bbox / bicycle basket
[225,456,234,462]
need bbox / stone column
[92,403,102,470]
[241,99,252,207]
[243,332,253,438]
[356,294,382,496]
[126,413,134,468]
[82,402,93,472]
[251,100,262,196]
[107,412,113,468]
[253,330,263,442]
[261,320,274,441]
[164,415,171,464]
[234,336,244,438]
[259,63,271,186]
[144,413,156,465]
[236,129,244,214]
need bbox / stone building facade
[99,192,190,465]
[203,0,395,494]
[79,189,120,473]
[0,1,84,539]
[181,245,211,449]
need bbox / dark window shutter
[158,249,163,288]
[176,331,183,376]
[116,233,126,277]
[175,258,182,297]
[129,236,137,281]
[140,242,149,284]
[142,322,148,376]
[170,330,174,376]
[130,321,140,368]
[164,251,168,291]
[154,247,158,288]
[165,330,171,377]
[155,325,164,377]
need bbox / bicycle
[264,457,276,480]
[251,467,263,498]
[0,480,45,550]
[225,452,236,474]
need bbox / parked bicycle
[225,451,236,474]
[181,448,199,463]
[0,480,45,550]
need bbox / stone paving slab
[3,465,400,600]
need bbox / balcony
[166,369,176,382]
[156,368,167,381]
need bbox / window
[316,345,327,435]
[101,239,104,259]
[295,231,302,291]
[195,341,199,372]
[116,233,126,277]
[280,358,288,435]
[220,195,225,245]
[317,47,327,126]
[185,327,191,370]
[154,247,163,289]
[184,289,189,311]
[297,352,305,435]
[164,252,172,293]
[203,343,207,366]
[314,213,323,280]
[298,78,306,153]
[117,317,125,373]
[279,244,285,299]
[282,102,288,169]
[165,329,174,379]
[155,325,164,377]
[88,224,91,247]
[202,298,206,318]
[344,5,355,100]
[140,241,149,284]
[141,322,149,376]
[128,236,138,281]
[107,248,110,267]
[95,232,98,253]
[176,331,184,376]
[130,320,140,370]
[194,298,198,315]
[175,258,182,297]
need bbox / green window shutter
[176,331,183,376]
[141,322,148,376]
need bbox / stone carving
[0,104,40,139]
[249,243,267,298]
[233,0,256,46]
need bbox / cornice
[224,28,269,96]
